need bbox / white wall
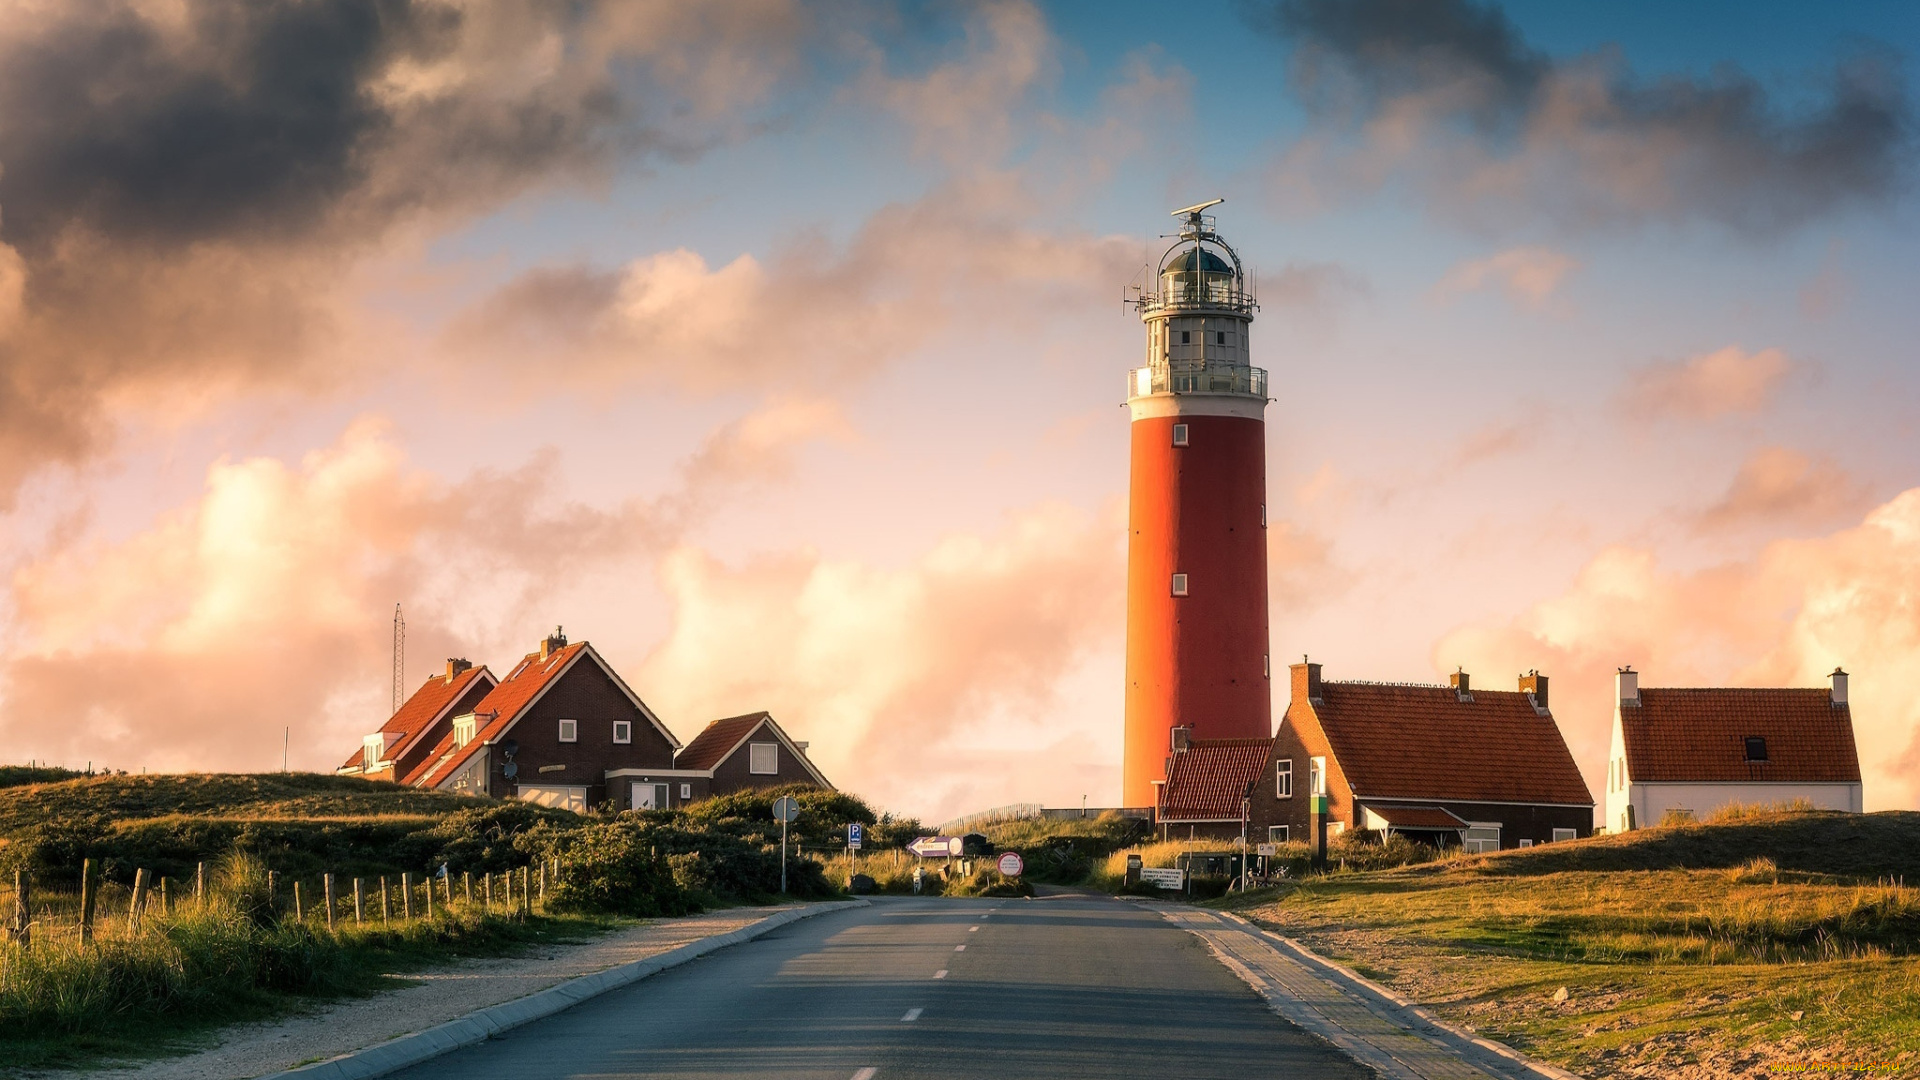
[1620,781,1861,829]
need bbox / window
[452,715,476,748]
[1215,331,1226,346]
[749,742,779,775]
[1180,330,1191,344]
[1276,759,1293,798]
[1267,825,1289,843]
[680,783,692,800]
[613,721,632,744]
[1171,423,1189,447]
[558,718,578,743]
[1309,756,1326,797]
[1551,828,1578,843]
[1744,736,1768,762]
[1463,823,1500,853]
[1170,573,1189,597]
[1518,838,1534,848]
[1328,821,1346,837]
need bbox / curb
[1213,910,1585,1080]
[262,900,869,1080]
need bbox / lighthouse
[1122,200,1271,810]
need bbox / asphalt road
[384,893,1370,1080]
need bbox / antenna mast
[392,603,406,716]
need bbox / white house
[1604,667,1863,832]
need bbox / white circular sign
[997,851,1024,877]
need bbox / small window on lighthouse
[1216,331,1227,346]
[1180,331,1191,344]
[1171,573,1189,597]
[1171,424,1189,447]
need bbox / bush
[540,822,695,918]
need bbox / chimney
[1170,725,1193,754]
[1617,666,1640,707]
[445,657,472,682]
[1291,657,1324,705]
[1449,668,1472,701]
[1519,670,1549,711]
[540,626,567,660]
[1831,667,1848,706]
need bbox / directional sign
[997,851,1024,877]
[772,796,800,822]
[1256,843,1277,857]
[847,822,864,850]
[908,836,962,857]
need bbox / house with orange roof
[604,711,834,812]
[1250,660,1594,851]
[408,628,681,812]
[1603,666,1862,833]
[338,658,497,784]
[1154,729,1271,841]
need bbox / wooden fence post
[10,867,29,948]
[323,873,335,930]
[268,870,277,907]
[380,877,390,924]
[79,858,96,945]
[463,871,472,907]
[423,873,433,919]
[401,873,412,919]
[539,861,547,903]
[442,872,452,908]
[128,868,148,934]
[353,878,364,925]
[293,880,304,923]
[520,866,531,917]
[484,872,492,910]
[195,861,205,906]
[503,870,512,912]
[159,877,169,915]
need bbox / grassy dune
[1214,811,1920,1078]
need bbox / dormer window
[1744,736,1768,762]
[452,715,477,748]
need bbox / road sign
[908,836,962,857]
[847,822,864,850]
[1139,867,1184,889]
[772,796,800,822]
[997,851,1024,877]
[1256,843,1277,856]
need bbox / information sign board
[847,822,864,850]
[997,851,1024,877]
[1138,867,1185,889]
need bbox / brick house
[410,629,681,812]
[604,711,834,812]
[1604,667,1862,833]
[1250,661,1593,850]
[338,659,496,784]
[1154,731,1272,841]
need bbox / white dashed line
[954,944,966,951]
[902,1008,923,1021]
[853,1069,877,1080]
[933,969,948,979]
[968,925,979,932]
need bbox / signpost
[772,797,800,893]
[846,822,863,891]
[907,836,964,858]
[1138,866,1184,890]
[997,851,1024,878]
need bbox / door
[631,782,670,810]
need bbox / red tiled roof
[413,642,589,789]
[1309,682,1592,806]
[1622,688,1860,783]
[1365,805,1469,830]
[340,665,493,772]
[676,712,771,772]
[1160,739,1272,821]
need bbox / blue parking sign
[848,822,864,850]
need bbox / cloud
[0,0,812,502]
[0,397,842,772]
[444,175,1142,392]
[855,0,1055,167]
[1434,246,1578,307]
[1437,488,1920,810]
[635,501,1127,820]
[1253,0,1911,232]
[1695,446,1871,533]
[1620,345,1794,420]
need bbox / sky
[0,0,1916,825]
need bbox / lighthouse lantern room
[1122,200,1273,810]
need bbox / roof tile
[1161,739,1272,821]
[1622,688,1860,783]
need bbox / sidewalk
[75,905,817,1080]
[1158,906,1584,1080]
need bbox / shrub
[540,822,695,918]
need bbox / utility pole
[283,727,289,773]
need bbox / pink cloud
[1620,345,1795,420]
[1434,247,1579,307]
[1695,446,1871,532]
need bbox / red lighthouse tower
[1122,200,1271,810]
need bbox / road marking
[954,944,966,951]
[901,1008,923,1021]
[968,925,979,932]
[852,1069,877,1080]
[933,969,948,979]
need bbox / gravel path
[73,905,807,1080]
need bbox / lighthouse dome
[1162,247,1233,275]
